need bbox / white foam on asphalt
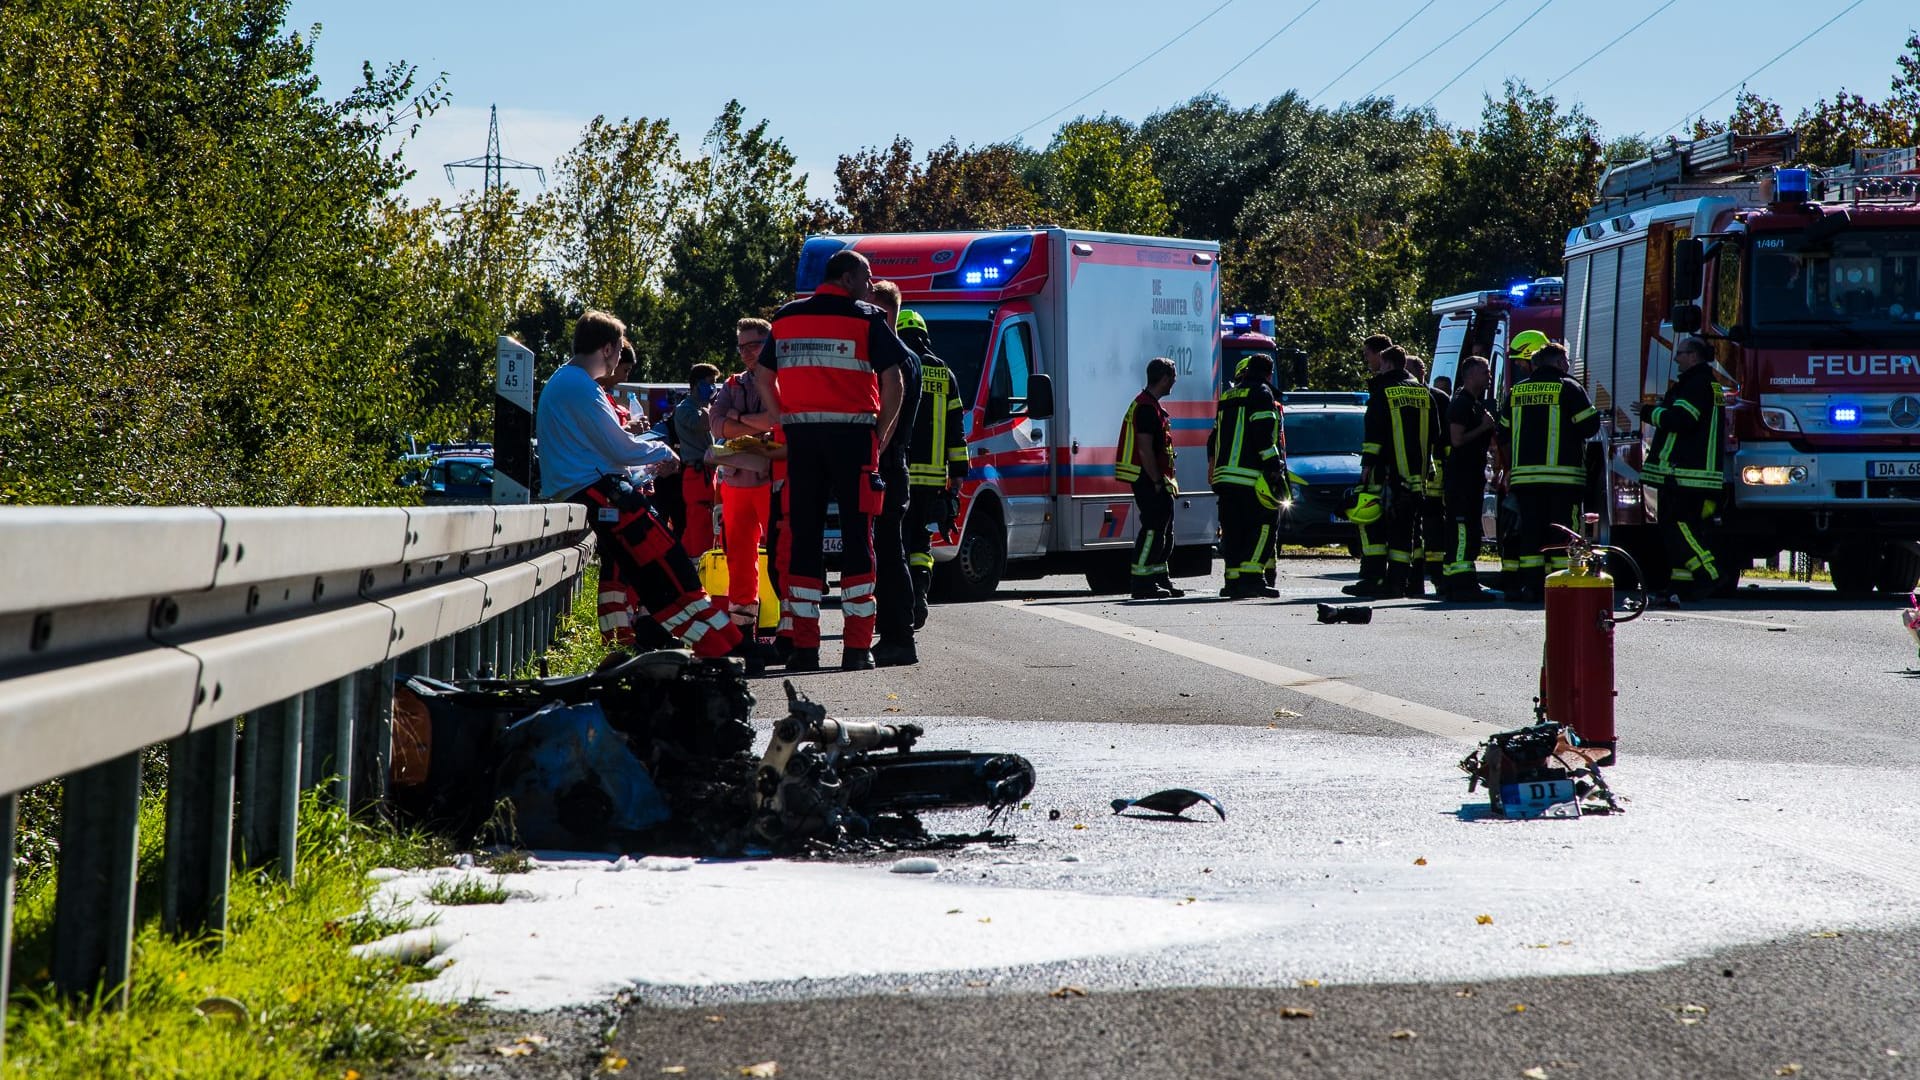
[364,716,1920,1011]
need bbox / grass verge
[4,571,616,1077]
[4,793,456,1079]
[518,565,616,679]
[421,876,509,907]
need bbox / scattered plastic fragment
[1110,788,1226,820]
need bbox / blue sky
[285,0,1914,206]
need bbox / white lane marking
[1653,611,1803,630]
[1005,601,1501,743]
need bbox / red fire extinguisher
[1539,515,1645,765]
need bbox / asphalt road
[435,558,1920,1079]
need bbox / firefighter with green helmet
[1494,329,1552,586]
[1640,334,1726,604]
[897,309,969,628]
[1209,352,1286,598]
[1496,339,1600,603]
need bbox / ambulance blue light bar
[1509,283,1530,297]
[934,233,1035,290]
[1829,403,1862,426]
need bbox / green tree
[908,141,1043,230]
[542,114,686,317]
[828,136,918,233]
[1689,88,1787,140]
[1417,81,1604,302]
[659,100,814,377]
[1032,117,1173,234]
[0,0,449,505]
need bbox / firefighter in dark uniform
[1358,345,1441,599]
[1495,330,1551,585]
[867,281,922,667]
[1210,353,1286,598]
[1116,356,1183,600]
[1443,355,1498,601]
[1496,341,1599,603]
[757,250,909,671]
[1408,353,1449,596]
[1641,335,1726,604]
[1347,334,1397,596]
[897,309,969,630]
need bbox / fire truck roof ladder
[1591,130,1798,217]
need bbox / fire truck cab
[1563,131,1920,594]
[795,228,1223,598]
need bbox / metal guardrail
[0,504,596,1058]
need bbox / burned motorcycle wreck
[389,650,1036,855]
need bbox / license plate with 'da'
[1869,460,1920,479]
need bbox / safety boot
[871,639,919,667]
[1153,576,1187,598]
[1341,580,1385,598]
[841,648,876,671]
[783,647,820,672]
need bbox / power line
[1201,0,1328,95]
[1421,0,1557,107]
[1314,0,1439,101]
[1657,0,1867,137]
[1358,0,1512,101]
[1010,0,1237,141]
[1542,0,1680,92]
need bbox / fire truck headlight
[1741,465,1808,486]
[1758,406,1801,432]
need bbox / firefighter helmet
[1347,491,1383,524]
[897,309,927,334]
[1509,330,1549,359]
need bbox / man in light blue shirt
[535,310,742,661]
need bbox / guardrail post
[298,689,319,792]
[503,608,520,676]
[435,636,457,680]
[163,721,236,940]
[239,698,301,881]
[308,678,353,804]
[351,662,393,814]
[2,792,16,1062]
[51,751,141,1006]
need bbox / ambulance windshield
[1750,228,1920,333]
[924,317,991,408]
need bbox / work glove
[1164,477,1180,496]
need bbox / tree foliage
[1031,117,1173,234]
[0,0,448,504]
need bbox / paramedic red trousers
[783,423,879,651]
[573,475,740,658]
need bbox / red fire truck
[1562,130,1920,594]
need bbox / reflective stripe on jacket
[1499,369,1599,487]
[1644,362,1724,490]
[1208,382,1282,488]
[1116,390,1173,483]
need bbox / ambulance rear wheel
[935,503,1005,602]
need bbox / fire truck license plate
[1869,461,1920,479]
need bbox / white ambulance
[796,228,1223,597]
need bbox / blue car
[1276,393,1367,553]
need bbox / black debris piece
[1110,788,1226,820]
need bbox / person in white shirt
[536,309,741,661]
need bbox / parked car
[1276,392,1367,553]
[401,442,495,505]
